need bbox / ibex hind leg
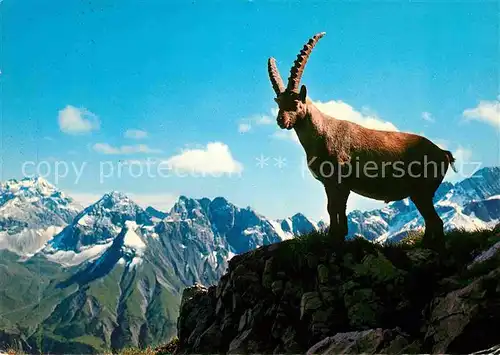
[410,193,445,252]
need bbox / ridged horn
[268,57,285,95]
[287,32,326,93]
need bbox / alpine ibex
[267,32,457,249]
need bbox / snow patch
[77,214,95,227]
[123,221,146,252]
[0,225,64,256]
[129,256,143,268]
[269,220,293,241]
[227,250,236,261]
[243,227,260,236]
[364,215,388,227]
[45,241,112,266]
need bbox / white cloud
[165,142,243,175]
[93,143,162,155]
[125,129,148,139]
[237,112,276,133]
[313,100,399,132]
[463,99,500,128]
[255,115,273,125]
[58,105,100,135]
[422,111,435,123]
[445,146,479,183]
[238,123,252,133]
[454,146,473,162]
[271,130,300,144]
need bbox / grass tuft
[154,336,179,355]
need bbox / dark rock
[283,280,302,299]
[353,251,405,284]
[192,323,222,352]
[262,258,274,288]
[424,267,500,354]
[227,328,252,354]
[306,328,411,355]
[271,280,283,295]
[300,292,323,319]
[307,253,319,269]
[470,344,500,354]
[177,284,216,351]
[317,264,329,284]
[318,285,337,304]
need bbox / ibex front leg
[325,184,350,243]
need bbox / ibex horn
[268,57,285,95]
[287,32,326,93]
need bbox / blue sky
[1,0,499,220]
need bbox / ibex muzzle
[267,32,457,251]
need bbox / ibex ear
[299,85,307,103]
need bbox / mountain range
[0,166,499,353]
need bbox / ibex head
[268,32,326,130]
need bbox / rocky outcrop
[175,227,500,354]
[305,328,413,355]
[424,266,500,353]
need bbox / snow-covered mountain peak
[454,166,500,201]
[211,196,230,207]
[0,177,81,224]
[4,166,499,267]
[0,177,82,255]
[276,213,318,236]
[2,175,50,189]
[209,196,235,212]
[45,191,153,254]
[21,176,54,193]
[1,176,69,201]
[82,191,151,223]
[96,190,134,207]
[170,196,208,220]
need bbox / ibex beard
[267,32,457,251]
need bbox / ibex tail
[443,150,457,173]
